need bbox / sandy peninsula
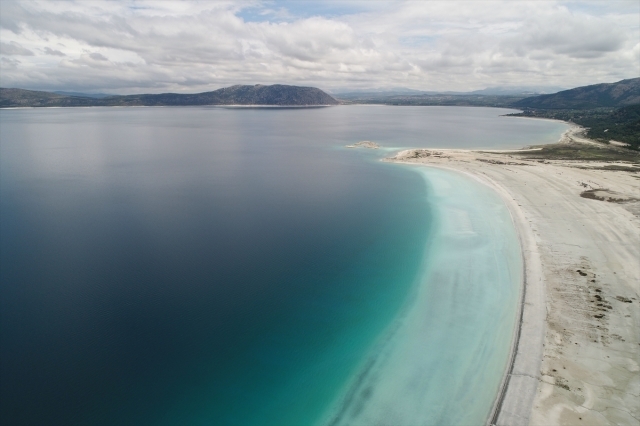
[387,127,640,426]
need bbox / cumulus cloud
[88,52,108,61]
[502,10,627,59]
[43,47,65,56]
[0,0,637,93]
[1,57,21,69]
[0,41,34,56]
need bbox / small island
[345,141,380,149]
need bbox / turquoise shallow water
[325,167,522,425]
[0,106,565,425]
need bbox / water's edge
[0,106,563,425]
[393,163,545,426]
[321,164,524,426]
[478,173,546,426]
[321,166,439,426]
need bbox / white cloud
[43,47,65,56]
[1,57,21,69]
[0,0,637,93]
[0,40,34,55]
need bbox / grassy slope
[510,142,640,162]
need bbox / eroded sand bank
[387,128,640,426]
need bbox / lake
[0,106,567,425]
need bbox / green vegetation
[508,141,640,162]
[508,105,640,150]
[594,164,640,172]
[508,78,640,152]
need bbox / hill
[54,91,112,99]
[513,78,640,109]
[337,93,526,107]
[508,105,640,150]
[0,88,97,107]
[0,84,339,108]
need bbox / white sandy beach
[388,128,640,426]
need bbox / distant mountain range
[0,84,339,108]
[513,78,640,109]
[332,78,640,110]
[469,86,567,96]
[53,91,112,99]
[333,85,565,100]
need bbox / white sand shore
[387,128,640,426]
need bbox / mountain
[333,85,566,100]
[54,91,112,98]
[470,86,566,96]
[0,88,75,107]
[512,78,640,109]
[0,84,339,108]
[337,92,526,107]
[112,84,339,106]
[336,91,417,100]
[333,88,434,100]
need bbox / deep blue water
[0,106,567,425]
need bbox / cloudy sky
[0,0,638,94]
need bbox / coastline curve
[477,172,545,426]
[389,162,546,426]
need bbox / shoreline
[386,160,544,426]
[324,165,525,426]
[386,125,640,425]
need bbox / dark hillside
[513,78,640,109]
[0,84,339,108]
[213,84,339,105]
[0,88,98,107]
[107,84,339,106]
